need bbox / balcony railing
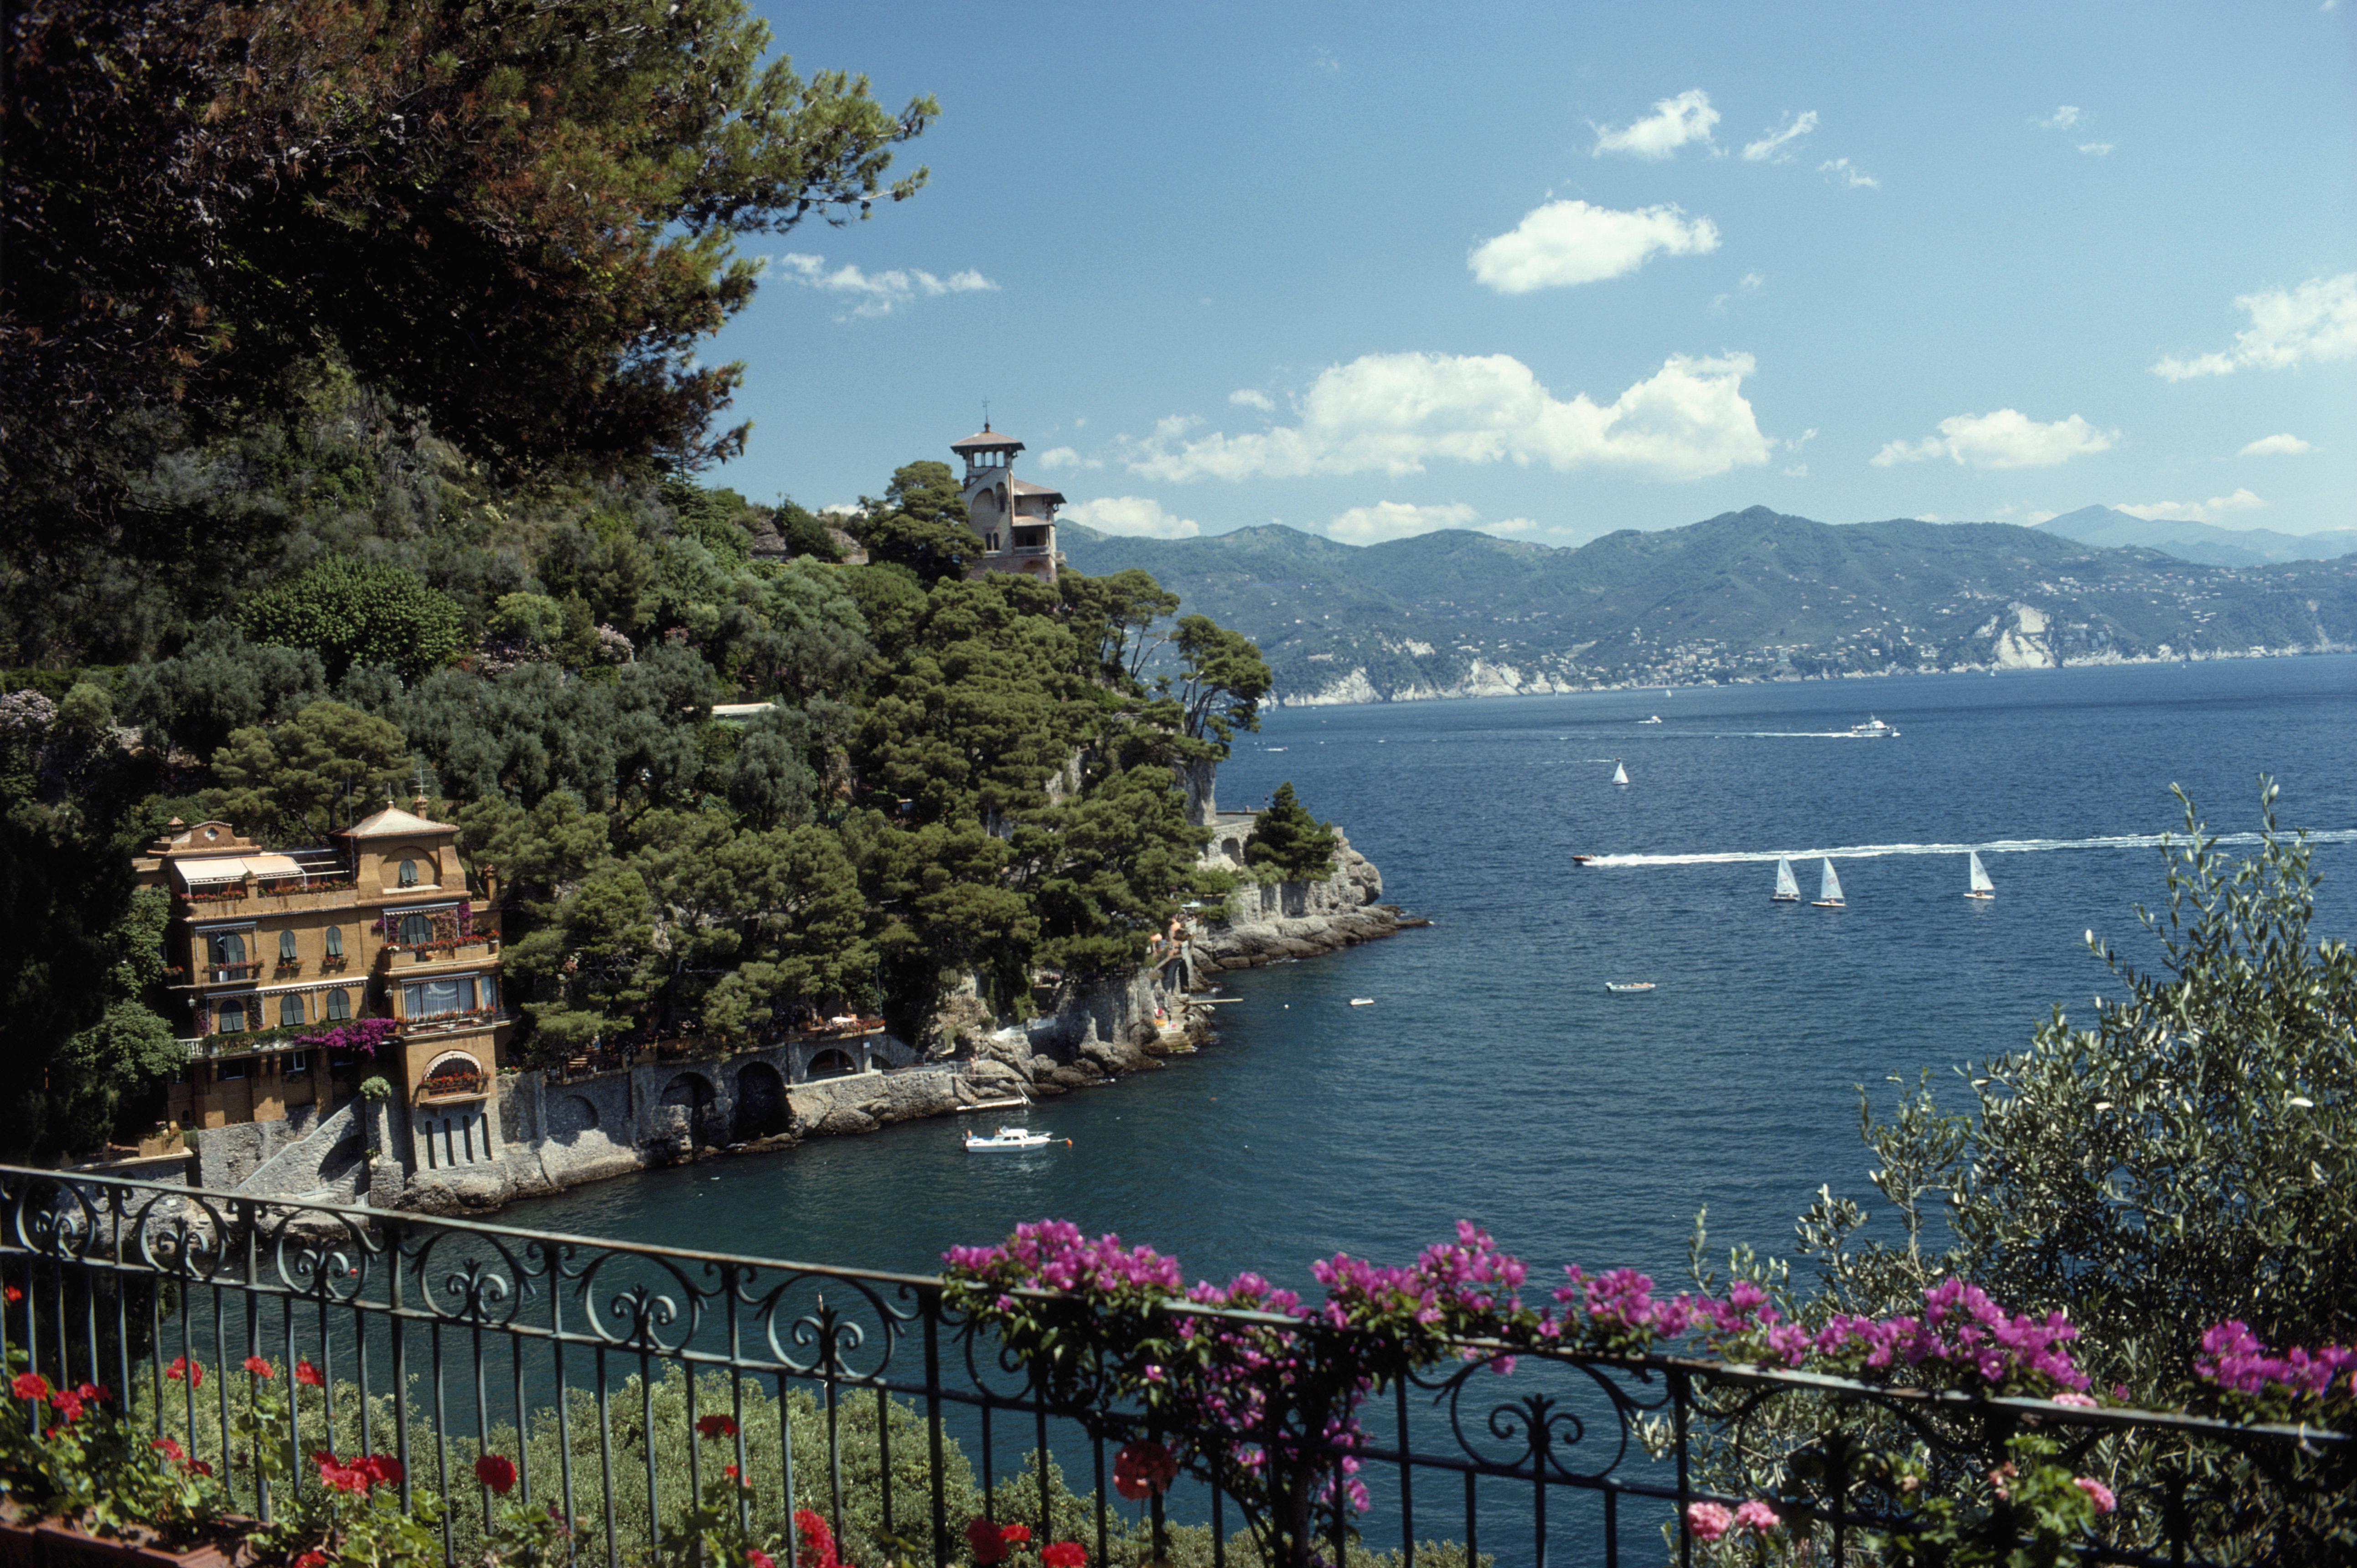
[202,960,262,983]
[0,1166,2341,1568]
[414,1066,491,1103]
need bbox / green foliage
[239,557,466,682]
[120,622,328,761]
[1246,784,1339,883]
[212,700,408,841]
[358,1076,392,1102]
[853,461,985,585]
[1794,783,2357,1398]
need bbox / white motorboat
[1349,998,1375,1006]
[1848,717,1900,739]
[964,1126,1064,1151]
[1604,980,1656,994]
[1639,715,1664,725]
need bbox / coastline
[153,830,1408,1218]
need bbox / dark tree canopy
[1246,782,1339,883]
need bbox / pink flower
[1685,1502,1733,1542]
[2075,1477,2116,1515]
[1733,1499,1780,1532]
[2052,1391,2097,1408]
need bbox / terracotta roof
[342,804,458,839]
[950,427,1024,452]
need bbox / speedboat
[1638,715,1663,725]
[1571,854,1598,865]
[964,1126,1062,1151]
[1848,717,1899,739]
[1604,981,1657,994]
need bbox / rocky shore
[1188,830,1410,974]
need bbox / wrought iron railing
[0,1166,2343,1568]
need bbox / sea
[507,654,2357,1302]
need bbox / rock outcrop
[1190,830,1401,974]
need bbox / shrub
[239,556,465,682]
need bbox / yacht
[1848,717,1900,739]
[964,1126,1062,1151]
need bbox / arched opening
[732,1062,788,1141]
[659,1072,720,1149]
[806,1048,857,1080]
[418,1050,487,1102]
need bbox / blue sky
[707,1,2356,546]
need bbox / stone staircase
[234,1102,367,1205]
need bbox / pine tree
[1246,783,1338,883]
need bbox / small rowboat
[1349,998,1375,1006]
[964,1126,1066,1151]
[1604,981,1656,994]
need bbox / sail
[1774,856,1800,898]
[1819,858,1845,902]
[1612,760,1628,785]
[1968,851,1995,894]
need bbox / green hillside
[1062,506,2357,702]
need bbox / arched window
[398,858,419,887]
[279,993,305,1026]
[211,932,246,965]
[324,926,344,958]
[398,913,431,946]
[324,989,351,1021]
[278,929,299,962]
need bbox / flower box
[0,1510,253,1568]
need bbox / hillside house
[955,424,1065,584]
[133,802,508,1146]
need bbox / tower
[952,423,1065,583]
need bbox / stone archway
[806,1048,857,1080]
[658,1071,722,1149]
[732,1062,789,1142]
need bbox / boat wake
[1579,830,2357,867]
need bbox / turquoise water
[508,656,2357,1298]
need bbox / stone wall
[1190,829,1402,974]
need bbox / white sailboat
[1611,759,1629,786]
[1772,856,1801,902]
[1965,851,1995,900]
[1810,858,1846,908]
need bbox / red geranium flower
[3,1287,21,1304]
[187,1460,212,1478]
[1041,1545,1086,1568]
[294,1553,331,1568]
[295,1360,324,1387]
[48,1390,84,1423]
[697,1413,738,1439]
[314,1452,370,1494]
[12,1372,49,1401]
[998,1525,1031,1548]
[243,1356,274,1380]
[749,1553,775,1568]
[152,1437,186,1464]
[165,1357,203,1389]
[966,1519,1008,1566]
[795,1508,840,1568]
[1112,1440,1178,1501]
[475,1455,516,1494]
[356,1454,403,1488]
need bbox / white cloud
[1325,501,1479,545]
[2026,509,2058,525]
[1228,389,1277,412]
[1741,272,1767,292]
[1871,409,2117,469]
[2114,489,2266,524]
[1123,351,1773,483]
[1819,158,1879,189]
[1742,110,1819,162]
[2153,273,2357,380]
[2037,105,2083,130]
[2239,433,2315,457]
[766,254,997,317]
[1478,517,1546,538]
[1468,201,1720,293]
[1060,496,1201,539]
[1035,446,1101,472]
[2078,142,2114,156]
[1592,89,1719,158]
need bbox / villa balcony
[413,1064,491,1104]
[199,961,262,985]
[0,1162,2335,1568]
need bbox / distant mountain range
[2034,505,2357,568]
[1060,506,2357,705]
